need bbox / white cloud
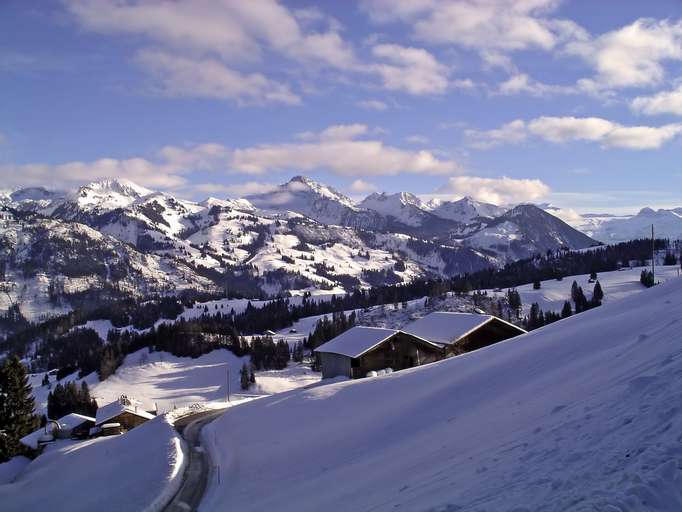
[469,116,682,150]
[357,99,389,111]
[1,158,185,191]
[465,119,527,148]
[528,116,682,149]
[296,124,370,141]
[231,141,457,176]
[544,206,584,225]
[189,181,278,198]
[348,179,378,194]
[66,0,464,102]
[137,50,300,105]
[497,73,575,97]
[64,0,360,104]
[632,84,682,116]
[65,0,358,70]
[438,175,551,205]
[566,18,682,89]
[405,134,430,145]
[1,123,460,191]
[370,44,450,95]
[362,0,586,53]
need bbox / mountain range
[0,176,597,324]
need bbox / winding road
[163,409,226,512]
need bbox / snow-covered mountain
[464,204,597,260]
[359,191,430,227]
[0,177,599,323]
[547,205,682,243]
[590,207,682,242]
[247,175,383,229]
[426,196,505,223]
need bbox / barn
[94,396,155,431]
[314,326,443,379]
[402,312,526,356]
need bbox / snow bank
[0,457,30,485]
[0,416,184,512]
[202,277,682,511]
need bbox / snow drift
[0,416,185,512]
[202,276,682,511]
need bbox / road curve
[163,409,226,512]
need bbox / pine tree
[532,279,541,290]
[561,300,572,318]
[0,356,38,462]
[240,363,250,390]
[592,280,604,304]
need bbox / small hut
[315,326,443,379]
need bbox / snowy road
[164,409,226,512]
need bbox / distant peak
[637,207,655,216]
[80,178,152,197]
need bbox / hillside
[0,177,599,331]
[201,276,682,511]
[487,264,680,316]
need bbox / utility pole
[226,367,230,402]
[651,224,656,284]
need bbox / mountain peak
[72,178,153,211]
[279,175,356,207]
[80,178,152,198]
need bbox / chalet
[20,413,96,452]
[314,326,443,379]
[0,208,14,223]
[402,312,526,356]
[94,396,155,431]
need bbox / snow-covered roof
[402,312,524,346]
[314,326,400,358]
[20,413,96,449]
[95,398,155,426]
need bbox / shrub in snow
[366,371,378,378]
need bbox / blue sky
[2,0,682,213]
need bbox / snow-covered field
[201,277,682,511]
[91,348,321,412]
[0,415,184,512]
[486,265,680,315]
[30,347,321,417]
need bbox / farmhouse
[94,396,155,431]
[402,312,526,356]
[0,208,14,223]
[314,326,443,379]
[20,413,96,452]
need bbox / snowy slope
[202,276,682,512]
[486,265,680,316]
[0,416,184,512]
